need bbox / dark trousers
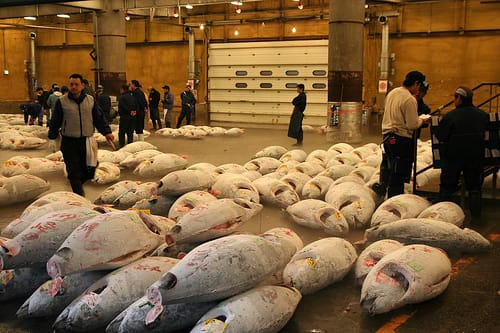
[135,112,145,134]
[379,133,414,198]
[439,158,484,216]
[119,116,136,148]
[150,107,162,129]
[61,136,95,196]
[176,106,191,128]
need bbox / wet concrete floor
[0,124,498,333]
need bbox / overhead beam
[0,3,91,19]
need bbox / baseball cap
[455,86,473,98]
[97,84,104,90]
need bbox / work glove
[48,140,57,153]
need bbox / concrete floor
[0,123,498,333]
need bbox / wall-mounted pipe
[188,27,195,80]
[380,20,390,81]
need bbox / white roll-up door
[208,40,328,128]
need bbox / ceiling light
[292,26,297,33]
[185,4,193,9]
[23,16,37,21]
[57,13,70,19]
[200,24,205,30]
[235,6,241,14]
[231,1,243,5]
[173,7,179,17]
[124,12,131,21]
[298,1,304,10]
[234,29,239,36]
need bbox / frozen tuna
[46,211,169,278]
[211,173,260,203]
[53,256,179,332]
[286,199,349,236]
[0,267,50,302]
[301,175,334,200]
[94,180,142,205]
[280,172,312,196]
[16,271,107,318]
[370,194,431,227]
[354,239,404,285]
[106,296,216,333]
[119,149,162,168]
[325,181,376,229]
[1,156,64,177]
[365,218,491,253]
[118,141,157,153]
[283,237,357,295]
[244,157,282,175]
[0,207,101,270]
[168,190,218,221]
[92,162,121,185]
[1,191,94,238]
[253,177,299,208]
[133,153,188,178]
[0,174,50,206]
[146,231,297,307]
[417,201,465,227]
[279,149,307,163]
[112,181,158,209]
[132,194,179,217]
[360,244,451,315]
[157,169,216,196]
[191,285,302,333]
[253,145,288,159]
[165,198,263,245]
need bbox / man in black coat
[96,84,112,122]
[130,80,148,140]
[148,87,162,130]
[436,86,489,217]
[288,83,307,146]
[118,84,138,148]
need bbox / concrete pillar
[327,0,365,143]
[94,9,127,96]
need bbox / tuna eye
[162,272,177,290]
[171,225,182,234]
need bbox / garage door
[208,40,328,128]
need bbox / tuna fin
[0,237,20,256]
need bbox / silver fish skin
[0,174,50,206]
[132,194,179,217]
[244,157,282,175]
[117,141,158,153]
[157,169,216,196]
[46,211,166,278]
[325,181,376,229]
[360,244,452,315]
[190,285,302,333]
[370,194,431,227]
[210,173,260,203]
[417,201,465,227]
[286,199,349,236]
[186,162,217,173]
[166,198,263,245]
[105,296,216,333]
[252,177,299,208]
[168,190,218,221]
[119,149,162,168]
[16,271,107,318]
[0,207,101,270]
[112,182,158,209]
[354,239,404,286]
[365,218,492,253]
[52,256,179,332]
[213,163,247,175]
[283,237,357,295]
[147,232,297,305]
[253,145,288,159]
[0,267,50,302]
[94,180,142,205]
[1,191,94,238]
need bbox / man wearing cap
[148,87,162,130]
[46,85,63,127]
[130,80,148,141]
[96,84,112,122]
[436,86,489,218]
[372,70,431,198]
[162,85,174,128]
[176,84,196,128]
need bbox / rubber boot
[138,134,144,141]
[469,190,482,218]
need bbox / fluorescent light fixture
[23,16,37,21]
[57,14,70,19]
[3,70,9,76]
[231,1,243,5]
[185,4,193,9]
